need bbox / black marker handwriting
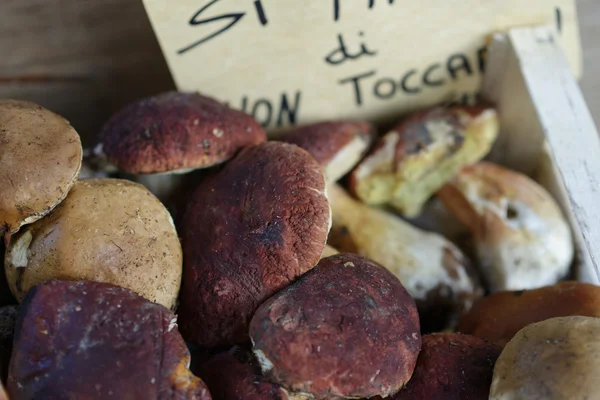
[324,32,377,66]
[178,0,267,55]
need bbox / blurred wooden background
[1,0,599,147]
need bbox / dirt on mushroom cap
[0,100,82,239]
[4,178,182,309]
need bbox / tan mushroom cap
[4,178,182,309]
[0,100,82,241]
[490,316,600,400]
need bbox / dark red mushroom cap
[280,121,375,182]
[177,141,331,349]
[196,346,287,400]
[98,91,266,174]
[7,280,210,400]
[249,253,421,399]
[392,333,501,400]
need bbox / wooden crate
[482,25,600,284]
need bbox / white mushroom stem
[327,184,477,305]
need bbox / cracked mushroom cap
[349,106,498,218]
[97,91,266,174]
[4,178,182,309]
[249,253,421,399]
[437,162,574,292]
[177,141,331,348]
[280,121,375,183]
[6,280,210,400]
[0,100,82,241]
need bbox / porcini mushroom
[280,121,375,183]
[196,346,288,400]
[437,162,574,292]
[457,281,600,346]
[393,333,501,399]
[0,100,82,242]
[327,184,482,332]
[4,178,182,309]
[349,105,498,218]
[6,280,211,400]
[490,316,600,399]
[96,91,266,201]
[249,253,421,399]
[177,141,331,348]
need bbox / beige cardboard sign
[142,0,581,134]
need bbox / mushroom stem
[2,231,9,248]
[132,173,189,204]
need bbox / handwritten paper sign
[142,0,581,135]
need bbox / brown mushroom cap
[280,121,375,182]
[392,333,501,399]
[0,305,17,383]
[177,142,331,348]
[6,280,210,400]
[490,316,600,399]
[196,346,287,400]
[249,253,421,399]
[0,100,82,240]
[4,178,182,309]
[457,281,600,346]
[97,91,266,174]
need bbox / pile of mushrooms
[0,91,591,400]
